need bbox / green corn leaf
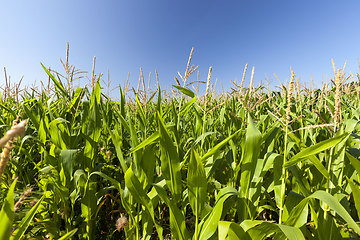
[244,221,305,240]
[172,85,195,98]
[58,228,78,240]
[139,145,157,187]
[11,196,44,240]
[60,149,78,183]
[0,178,17,240]
[130,132,159,153]
[201,129,241,162]
[119,86,126,118]
[115,109,130,133]
[307,155,330,179]
[285,133,349,167]
[125,167,163,239]
[81,179,97,240]
[41,63,69,99]
[157,112,182,203]
[309,190,360,235]
[198,186,239,240]
[38,114,49,146]
[346,177,360,220]
[128,117,141,172]
[153,184,190,240]
[0,103,17,120]
[102,121,128,172]
[135,93,146,123]
[48,118,68,150]
[157,85,163,116]
[180,96,196,115]
[83,77,102,169]
[276,224,305,240]
[288,166,311,197]
[22,102,40,130]
[347,152,360,180]
[284,196,308,227]
[271,153,283,208]
[218,221,251,240]
[193,132,216,146]
[125,167,154,210]
[239,115,261,199]
[188,148,207,235]
[90,172,137,229]
[218,221,232,240]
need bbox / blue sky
[1,1,360,96]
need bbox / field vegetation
[1,49,360,239]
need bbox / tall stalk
[279,69,294,224]
[325,62,344,219]
[200,66,212,150]
[177,48,194,134]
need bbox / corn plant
[1,54,360,239]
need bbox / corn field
[1,54,360,239]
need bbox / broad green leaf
[347,152,360,180]
[218,221,231,240]
[22,102,39,130]
[239,115,261,200]
[193,132,216,146]
[60,149,78,183]
[38,114,49,146]
[115,109,130,133]
[0,178,17,240]
[307,155,330,179]
[331,131,348,184]
[58,228,78,240]
[83,78,102,169]
[283,192,307,227]
[316,206,342,240]
[128,116,142,175]
[245,221,305,240]
[288,166,311,197]
[81,179,97,240]
[103,122,128,172]
[198,186,239,240]
[48,118,68,149]
[180,97,197,115]
[157,85,163,116]
[285,133,349,167]
[90,172,136,229]
[201,129,241,162]
[135,93,146,123]
[346,177,360,220]
[153,184,190,240]
[0,103,17,120]
[119,86,126,118]
[125,168,163,239]
[41,63,69,99]
[139,145,157,187]
[218,221,251,240]
[172,85,195,98]
[309,190,360,235]
[188,149,207,235]
[271,153,283,207]
[11,196,44,240]
[157,112,182,203]
[276,224,305,240]
[130,132,159,153]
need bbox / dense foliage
[1,60,360,239]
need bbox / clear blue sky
[1,1,360,96]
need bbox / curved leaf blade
[0,178,17,240]
[285,133,349,167]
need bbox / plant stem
[279,124,288,224]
